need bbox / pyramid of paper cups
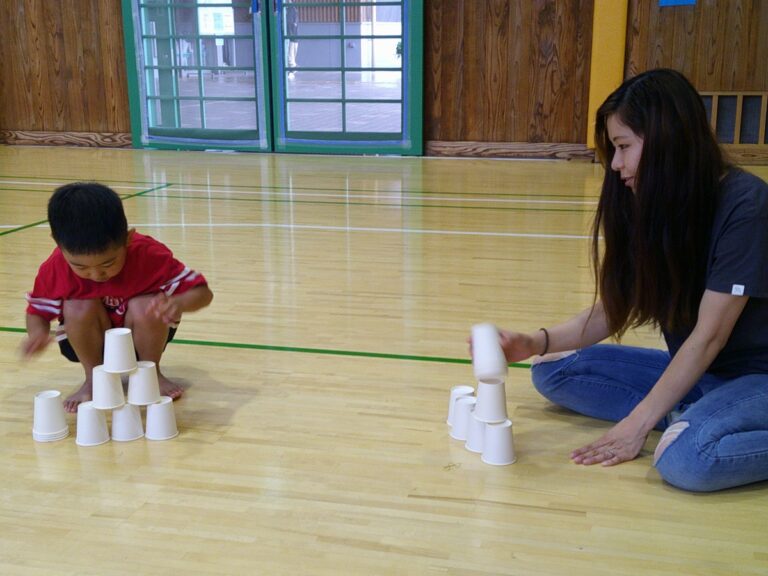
[446,323,516,465]
[32,327,178,444]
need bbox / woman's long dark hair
[593,68,726,337]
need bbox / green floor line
[0,174,599,200]
[0,183,173,238]
[0,219,49,237]
[0,327,531,369]
[141,192,592,214]
[0,174,168,186]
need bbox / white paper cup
[127,361,161,406]
[32,390,69,442]
[465,410,486,453]
[145,396,178,440]
[474,380,508,423]
[447,385,475,426]
[449,396,476,441]
[75,401,110,446]
[482,419,517,465]
[111,403,144,441]
[103,327,138,374]
[91,365,125,410]
[471,323,508,384]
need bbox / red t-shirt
[26,232,207,327]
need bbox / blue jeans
[531,344,768,492]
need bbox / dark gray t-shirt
[663,169,768,378]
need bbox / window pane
[179,100,202,128]
[287,71,341,99]
[346,102,401,133]
[345,71,401,100]
[294,38,342,68]
[204,99,257,129]
[203,71,256,98]
[288,102,342,131]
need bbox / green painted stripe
[0,183,173,239]
[0,327,531,369]
[141,192,592,214]
[0,174,165,185]
[0,175,598,200]
[0,219,48,237]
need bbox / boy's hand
[21,331,53,358]
[148,292,181,325]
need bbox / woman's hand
[468,328,541,363]
[570,417,649,466]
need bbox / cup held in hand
[471,323,508,384]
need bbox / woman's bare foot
[157,372,184,400]
[64,381,92,413]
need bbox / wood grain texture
[0,0,130,133]
[0,130,132,147]
[424,0,594,144]
[627,0,768,91]
[1,146,767,575]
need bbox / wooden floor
[1,145,767,575]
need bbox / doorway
[121,0,422,155]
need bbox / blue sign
[660,0,696,6]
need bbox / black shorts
[58,326,178,363]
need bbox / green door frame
[121,0,422,155]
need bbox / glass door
[123,0,272,151]
[271,0,422,155]
[122,0,421,155]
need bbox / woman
[489,69,768,492]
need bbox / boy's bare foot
[64,381,92,413]
[158,373,184,400]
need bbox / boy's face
[61,242,128,283]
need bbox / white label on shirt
[731,284,745,296]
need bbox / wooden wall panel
[0,0,130,134]
[424,0,594,145]
[627,0,768,91]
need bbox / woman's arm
[498,300,612,362]
[572,289,748,466]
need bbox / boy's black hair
[48,182,129,254]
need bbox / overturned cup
[75,401,110,447]
[481,419,517,465]
[127,361,161,406]
[111,403,144,442]
[145,396,178,441]
[449,396,477,442]
[474,380,508,424]
[103,327,138,374]
[32,390,69,442]
[91,365,125,410]
[447,385,475,426]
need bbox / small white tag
[732,284,745,296]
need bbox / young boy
[22,182,214,413]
